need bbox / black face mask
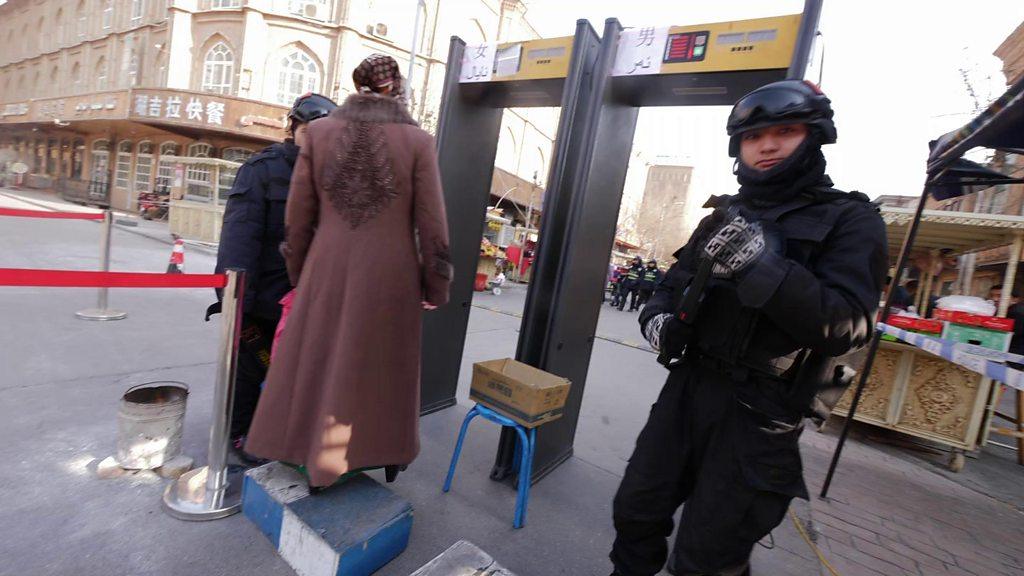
[734,133,832,206]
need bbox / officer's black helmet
[288,92,338,125]
[726,79,836,157]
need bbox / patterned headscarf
[352,54,406,102]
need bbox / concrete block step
[243,462,413,576]
[410,540,516,576]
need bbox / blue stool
[443,404,537,529]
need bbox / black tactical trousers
[230,315,277,438]
[619,287,640,311]
[611,361,805,575]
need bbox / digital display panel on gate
[662,31,710,64]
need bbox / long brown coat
[245,94,451,487]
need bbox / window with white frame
[131,0,145,24]
[135,141,154,193]
[212,0,242,7]
[218,147,253,201]
[156,141,179,190]
[185,143,213,202]
[95,57,108,91]
[102,0,113,29]
[126,48,140,86]
[76,1,87,38]
[90,140,110,184]
[276,49,319,105]
[288,0,329,20]
[115,141,133,189]
[201,42,234,94]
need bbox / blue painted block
[243,462,413,576]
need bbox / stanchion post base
[162,465,243,521]
[75,308,128,321]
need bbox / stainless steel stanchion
[163,269,246,520]
[76,210,127,321]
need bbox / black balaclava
[735,130,832,207]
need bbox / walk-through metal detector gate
[421,22,603,417]
[424,1,822,484]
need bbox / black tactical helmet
[726,79,836,157]
[647,259,657,266]
[288,92,338,125]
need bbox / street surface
[1,188,1023,576]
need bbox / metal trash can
[116,382,189,470]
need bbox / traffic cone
[166,237,185,274]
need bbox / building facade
[630,164,694,264]
[0,0,558,234]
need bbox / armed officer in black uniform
[609,80,887,576]
[212,93,337,463]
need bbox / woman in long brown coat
[245,55,451,487]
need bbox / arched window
[95,57,108,91]
[16,72,25,99]
[102,1,113,30]
[55,8,65,47]
[50,66,59,85]
[115,140,133,189]
[156,141,180,190]
[71,139,86,180]
[185,143,213,202]
[90,139,111,185]
[135,141,154,193]
[131,0,145,24]
[127,49,140,86]
[201,42,234,94]
[33,70,41,95]
[70,62,82,92]
[275,48,320,105]
[76,0,87,39]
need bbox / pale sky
[523,0,1024,230]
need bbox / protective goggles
[729,88,815,131]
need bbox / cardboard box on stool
[470,358,571,428]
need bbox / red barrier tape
[0,207,106,220]
[0,268,227,289]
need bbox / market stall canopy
[927,75,1024,179]
[881,206,1024,258]
[924,157,1016,201]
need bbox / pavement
[1,187,1023,576]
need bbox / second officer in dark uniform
[213,93,337,463]
[609,80,887,575]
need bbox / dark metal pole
[787,0,824,79]
[819,184,931,499]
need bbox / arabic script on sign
[612,27,670,77]
[460,43,496,83]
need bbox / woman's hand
[421,301,438,311]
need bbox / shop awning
[927,75,1024,181]
[881,206,1024,258]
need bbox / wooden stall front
[831,207,1024,471]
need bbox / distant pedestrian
[618,256,644,312]
[636,259,661,309]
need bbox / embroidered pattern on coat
[324,119,399,228]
